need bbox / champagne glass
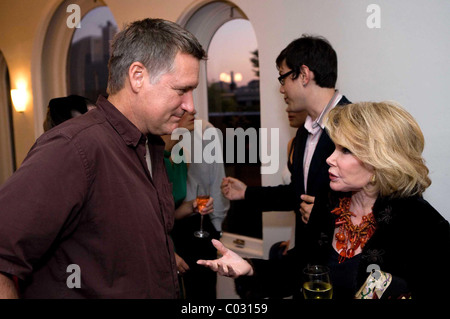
[302,265,333,299]
[194,184,210,238]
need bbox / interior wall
[0,0,448,222]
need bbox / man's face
[137,52,200,135]
[278,60,307,112]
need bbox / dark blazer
[245,95,351,246]
[237,193,450,300]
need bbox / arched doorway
[36,0,109,136]
[0,51,16,184]
[179,1,262,238]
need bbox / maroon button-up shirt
[0,96,179,298]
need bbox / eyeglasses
[278,70,294,85]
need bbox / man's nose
[181,91,195,113]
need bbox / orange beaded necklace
[331,197,376,263]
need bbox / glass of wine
[302,265,333,299]
[194,184,210,238]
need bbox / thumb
[211,239,228,255]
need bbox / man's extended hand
[221,177,247,200]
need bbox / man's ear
[299,64,313,86]
[128,62,146,93]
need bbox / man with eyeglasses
[221,35,350,250]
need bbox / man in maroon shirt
[0,18,206,298]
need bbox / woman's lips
[329,171,338,181]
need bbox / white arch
[0,51,15,182]
[177,0,248,121]
[32,0,107,137]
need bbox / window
[207,19,261,186]
[67,7,117,102]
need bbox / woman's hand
[197,239,253,278]
[175,198,214,219]
[193,197,214,215]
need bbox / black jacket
[238,193,450,300]
[245,95,351,246]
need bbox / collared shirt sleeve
[0,131,89,280]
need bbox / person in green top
[162,111,214,286]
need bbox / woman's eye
[342,147,352,154]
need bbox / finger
[221,185,229,195]
[197,260,218,272]
[217,263,226,276]
[227,265,237,278]
[300,202,306,210]
[301,214,309,224]
[221,178,230,187]
[201,198,213,211]
[200,208,213,216]
[181,261,190,272]
[300,194,315,203]
[218,263,233,277]
[279,241,288,248]
[197,259,206,265]
[200,202,214,215]
[299,206,305,215]
[211,239,228,256]
[192,202,199,214]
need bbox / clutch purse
[355,270,392,299]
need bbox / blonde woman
[198,101,450,300]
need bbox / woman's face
[178,110,196,131]
[326,144,374,193]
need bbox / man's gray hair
[107,18,206,95]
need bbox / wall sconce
[11,87,28,112]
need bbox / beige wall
[0,0,60,167]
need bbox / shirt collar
[304,90,342,133]
[95,95,144,148]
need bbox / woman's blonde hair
[325,101,431,198]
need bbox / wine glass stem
[199,215,204,231]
